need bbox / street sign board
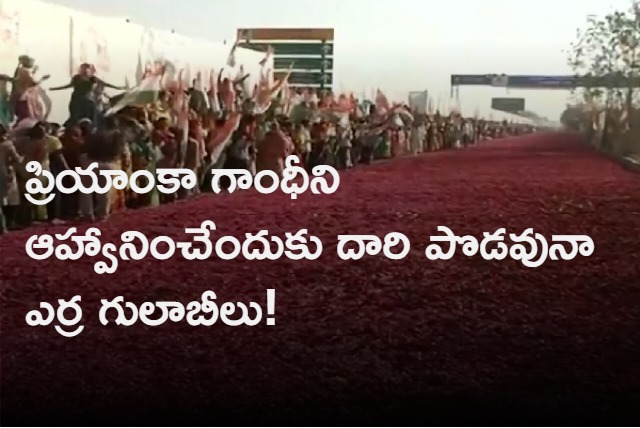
[450,74,508,86]
[490,74,508,87]
[506,75,576,89]
[289,85,333,93]
[451,73,640,88]
[450,74,493,85]
[507,74,640,88]
[491,97,525,113]
[237,28,334,41]
[241,28,335,90]
[273,57,333,70]
[275,71,333,86]
[239,42,333,57]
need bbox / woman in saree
[200,112,242,192]
[128,136,153,208]
[49,63,124,126]
[293,120,311,166]
[14,124,50,226]
[105,116,130,214]
[182,118,206,198]
[153,118,179,203]
[373,127,390,159]
[106,143,129,214]
[0,124,22,233]
[390,125,405,158]
[334,121,352,169]
[57,125,85,219]
[79,130,124,221]
[11,55,50,123]
[225,117,255,171]
[256,121,291,179]
[0,76,14,127]
[307,121,335,170]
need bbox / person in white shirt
[463,120,475,147]
[0,124,22,233]
[335,123,352,169]
[410,122,426,155]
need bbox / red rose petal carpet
[1,131,640,425]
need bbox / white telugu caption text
[26,224,594,274]
[23,155,340,204]
[25,290,276,338]
[24,226,594,335]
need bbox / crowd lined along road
[2,130,640,424]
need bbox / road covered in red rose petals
[1,131,640,425]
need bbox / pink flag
[259,45,275,66]
[226,39,240,67]
[375,89,390,114]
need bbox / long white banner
[1,0,270,123]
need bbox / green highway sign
[243,36,335,89]
[240,42,334,56]
[275,71,333,86]
[274,57,333,70]
[237,28,334,41]
[290,85,333,91]
[290,72,332,86]
[289,85,333,95]
[491,97,525,113]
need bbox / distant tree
[568,2,640,115]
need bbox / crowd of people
[0,50,536,234]
[560,101,636,152]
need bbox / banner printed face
[139,28,175,74]
[164,33,189,84]
[137,25,272,93]
[139,27,157,67]
[71,13,111,76]
[0,0,22,66]
[138,29,192,88]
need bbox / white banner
[138,27,177,68]
[70,12,112,76]
[11,0,73,123]
[0,0,276,122]
[137,28,185,84]
[0,0,23,66]
[165,33,192,85]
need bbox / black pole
[320,39,326,91]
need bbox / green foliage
[568,1,640,108]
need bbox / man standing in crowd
[463,119,475,147]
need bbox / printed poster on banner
[137,27,155,83]
[71,14,111,76]
[138,28,179,78]
[139,27,162,70]
[0,0,22,65]
[165,33,192,86]
[408,91,428,114]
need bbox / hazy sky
[50,0,629,119]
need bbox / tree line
[565,0,640,133]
